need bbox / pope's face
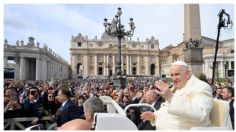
[170,65,190,89]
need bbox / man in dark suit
[138,90,164,130]
[221,86,234,129]
[56,88,80,127]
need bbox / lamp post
[105,61,112,81]
[103,7,135,88]
[211,9,232,85]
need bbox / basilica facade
[70,33,160,79]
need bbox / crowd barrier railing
[4,116,57,130]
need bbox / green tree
[198,73,208,83]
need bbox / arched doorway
[77,63,82,75]
[150,64,155,75]
[132,67,136,75]
[98,67,103,75]
[109,70,112,76]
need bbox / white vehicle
[25,96,232,130]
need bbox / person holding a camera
[23,86,45,126]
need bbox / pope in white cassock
[141,61,213,130]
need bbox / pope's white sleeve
[168,86,213,123]
[150,111,159,126]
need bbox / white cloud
[30,5,102,37]
[4,7,36,29]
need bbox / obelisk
[184,4,203,77]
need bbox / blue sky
[4,4,234,63]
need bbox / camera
[30,91,36,96]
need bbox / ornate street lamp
[103,7,135,88]
[211,9,232,85]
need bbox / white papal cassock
[151,75,213,130]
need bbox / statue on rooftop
[27,36,35,46]
[4,39,8,45]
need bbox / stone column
[83,54,88,78]
[71,55,76,79]
[121,55,124,74]
[50,62,52,79]
[14,57,20,80]
[106,55,110,76]
[229,61,232,69]
[53,62,55,78]
[94,55,97,75]
[222,61,226,78]
[48,61,51,80]
[203,61,205,77]
[137,55,140,75]
[55,63,58,78]
[42,58,47,80]
[52,62,55,78]
[220,61,224,78]
[155,55,160,76]
[130,56,132,75]
[103,55,106,76]
[4,56,8,68]
[126,55,130,75]
[20,57,26,80]
[145,56,149,75]
[36,58,42,80]
[51,62,53,79]
[113,55,116,75]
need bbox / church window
[132,67,136,75]
[98,67,103,75]
[77,42,82,47]
[151,44,154,49]
[230,49,234,54]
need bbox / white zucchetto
[171,61,189,68]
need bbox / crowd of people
[4,61,234,130]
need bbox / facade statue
[16,40,20,46]
[71,35,74,41]
[185,38,201,49]
[37,42,40,47]
[20,40,24,46]
[27,36,35,46]
[4,38,8,45]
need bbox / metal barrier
[4,116,57,130]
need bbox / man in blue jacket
[56,88,80,127]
